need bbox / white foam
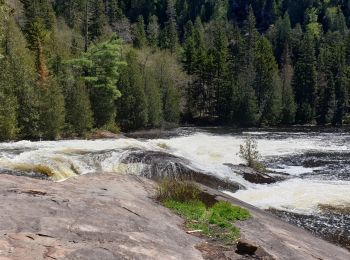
[227,179,350,214]
[0,130,350,214]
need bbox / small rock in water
[225,164,288,184]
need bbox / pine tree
[133,15,147,48]
[117,50,148,130]
[145,74,163,127]
[38,81,65,139]
[280,45,296,124]
[233,6,259,126]
[0,60,18,141]
[65,78,93,136]
[108,0,123,25]
[274,12,292,64]
[147,15,160,48]
[161,0,178,53]
[69,34,125,128]
[292,32,317,124]
[3,18,40,138]
[183,20,195,74]
[211,21,231,122]
[88,0,108,43]
[254,36,281,125]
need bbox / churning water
[0,128,349,249]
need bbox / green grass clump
[157,178,201,202]
[160,181,251,245]
[158,179,251,244]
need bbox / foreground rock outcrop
[0,173,349,260]
[0,173,203,260]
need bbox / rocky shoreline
[0,172,349,259]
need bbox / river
[0,127,349,249]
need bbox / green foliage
[157,178,201,203]
[133,15,147,48]
[65,79,93,136]
[117,50,148,130]
[70,34,125,128]
[293,32,317,124]
[0,93,18,141]
[38,82,65,139]
[239,136,265,171]
[147,15,160,48]
[0,64,18,140]
[280,46,296,124]
[163,198,250,244]
[2,0,350,141]
[254,36,281,125]
[2,18,40,139]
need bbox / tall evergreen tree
[3,18,40,138]
[38,81,65,139]
[117,50,148,130]
[147,15,160,48]
[254,36,281,125]
[70,35,125,127]
[280,45,296,124]
[88,0,108,42]
[292,32,317,124]
[133,15,147,48]
[64,77,93,136]
[161,0,178,53]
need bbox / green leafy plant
[158,179,250,245]
[239,136,265,172]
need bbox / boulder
[236,239,259,255]
[121,150,244,192]
[225,164,289,184]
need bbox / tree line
[0,0,350,140]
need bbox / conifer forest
[1,0,350,140]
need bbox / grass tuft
[157,178,201,202]
[158,179,251,245]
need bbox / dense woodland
[1,0,350,140]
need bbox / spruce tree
[65,78,93,136]
[0,60,18,141]
[254,36,281,125]
[211,21,231,122]
[133,15,147,48]
[280,45,296,124]
[161,0,178,53]
[274,12,292,64]
[3,18,40,138]
[147,15,160,48]
[145,74,163,127]
[117,50,148,130]
[292,32,317,124]
[38,81,65,139]
[88,0,108,43]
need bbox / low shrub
[157,178,201,202]
[158,179,251,245]
[239,136,265,172]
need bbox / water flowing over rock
[224,164,289,184]
[121,150,244,192]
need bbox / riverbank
[0,173,349,259]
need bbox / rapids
[0,127,349,248]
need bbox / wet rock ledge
[0,173,349,260]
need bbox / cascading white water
[0,128,350,215]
